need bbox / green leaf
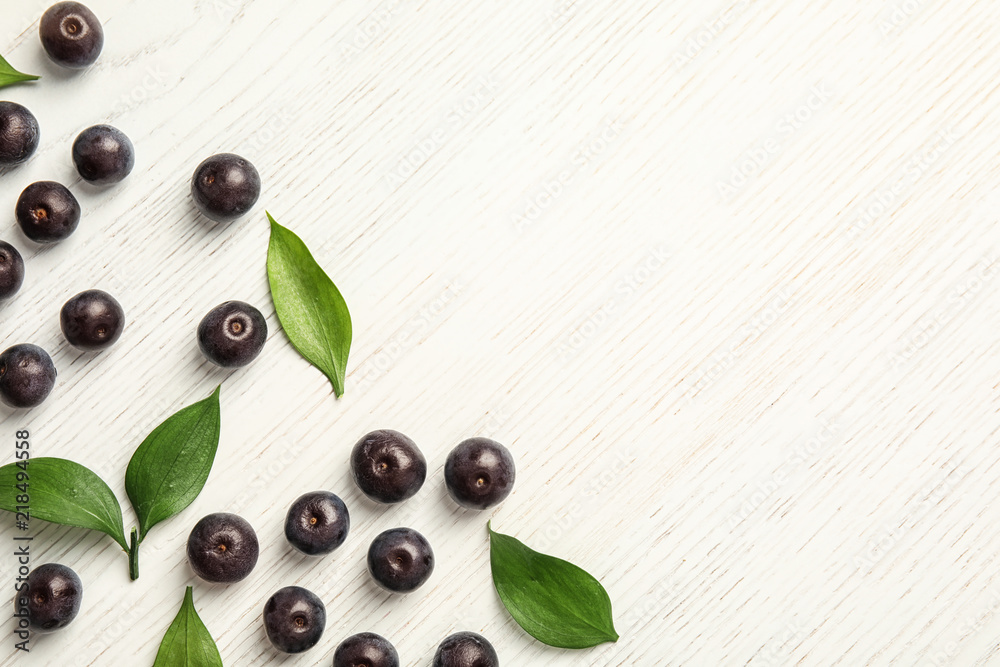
[153,586,224,667]
[0,458,127,551]
[266,212,352,397]
[0,54,39,89]
[489,522,619,649]
[125,386,222,539]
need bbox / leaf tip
[321,366,346,398]
[184,586,194,603]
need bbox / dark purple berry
[15,181,81,244]
[284,491,350,556]
[39,2,103,69]
[433,632,499,667]
[263,586,326,654]
[367,527,434,593]
[0,102,39,167]
[186,513,259,583]
[0,242,25,299]
[0,344,56,408]
[60,289,124,351]
[333,632,400,667]
[351,430,426,504]
[191,153,260,222]
[72,124,134,184]
[22,563,82,633]
[444,438,515,510]
[197,300,267,368]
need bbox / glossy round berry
[72,124,134,184]
[15,181,81,244]
[197,301,267,368]
[186,513,259,583]
[23,563,82,633]
[191,153,260,222]
[333,632,400,667]
[0,344,56,408]
[60,289,124,351]
[284,491,350,556]
[367,527,434,593]
[351,430,426,504]
[433,632,499,667]
[0,242,24,299]
[0,102,39,167]
[263,586,326,654]
[39,2,104,69]
[444,438,515,510]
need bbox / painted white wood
[1,0,999,664]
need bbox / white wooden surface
[1,0,999,664]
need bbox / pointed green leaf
[125,386,221,539]
[489,522,619,649]
[0,458,126,551]
[0,54,39,89]
[266,212,352,397]
[153,586,224,667]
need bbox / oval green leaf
[266,212,352,397]
[125,386,221,539]
[489,522,619,649]
[0,458,126,551]
[0,54,39,89]
[153,586,224,667]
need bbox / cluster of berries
[181,429,513,664]
[0,3,267,409]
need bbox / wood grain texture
[1,0,999,664]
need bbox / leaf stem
[128,527,140,580]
